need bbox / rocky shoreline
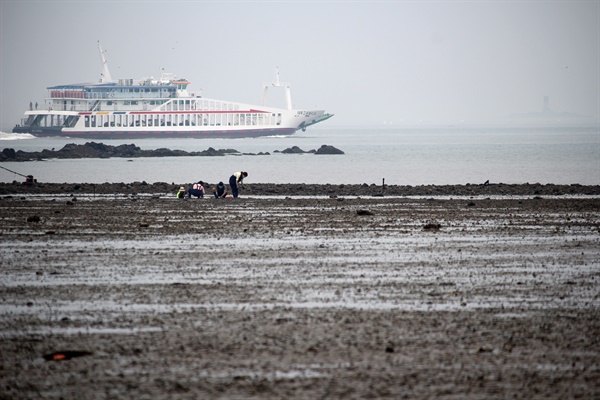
[0,142,344,162]
[1,181,599,197]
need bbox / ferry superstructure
[13,42,333,139]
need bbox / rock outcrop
[1,142,344,162]
[0,142,232,161]
[275,144,344,155]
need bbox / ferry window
[85,116,90,127]
[132,101,138,105]
[65,115,78,128]
[107,101,113,106]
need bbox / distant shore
[1,181,599,197]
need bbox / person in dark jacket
[213,181,227,198]
[229,171,247,198]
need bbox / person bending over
[229,171,248,199]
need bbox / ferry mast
[262,67,292,110]
[97,41,112,83]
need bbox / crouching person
[213,181,227,198]
[188,181,205,198]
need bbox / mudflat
[1,187,599,399]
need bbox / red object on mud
[43,351,92,361]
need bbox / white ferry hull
[62,127,297,139]
[14,108,333,139]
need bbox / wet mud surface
[1,192,599,399]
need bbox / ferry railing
[83,92,170,100]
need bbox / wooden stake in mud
[382,178,385,196]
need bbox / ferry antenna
[97,41,113,83]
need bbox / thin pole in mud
[0,164,28,178]
[382,178,385,196]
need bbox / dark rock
[314,145,344,155]
[356,209,373,216]
[423,223,442,231]
[1,142,236,161]
[1,148,16,160]
[197,147,225,157]
[281,146,306,154]
[218,149,240,154]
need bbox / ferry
[13,42,333,139]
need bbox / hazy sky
[1,0,599,131]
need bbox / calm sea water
[1,125,599,186]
